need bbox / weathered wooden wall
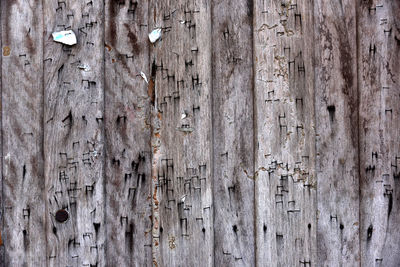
[0,0,399,266]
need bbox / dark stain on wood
[367,225,373,240]
[124,23,140,54]
[125,222,134,252]
[327,105,335,122]
[388,193,393,217]
[247,0,253,19]
[22,230,28,250]
[22,164,26,180]
[108,1,122,47]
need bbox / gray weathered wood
[43,1,105,266]
[212,0,255,266]
[0,0,3,261]
[358,1,400,266]
[314,0,360,265]
[0,1,399,266]
[149,0,213,266]
[104,1,152,266]
[254,0,317,266]
[1,1,46,266]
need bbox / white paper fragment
[181,112,187,119]
[140,71,149,84]
[148,28,162,43]
[78,64,90,72]
[180,195,186,203]
[179,20,185,24]
[52,30,77,46]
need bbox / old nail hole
[93,223,100,233]
[22,230,27,236]
[202,228,205,233]
[327,105,335,122]
[232,225,238,233]
[308,223,311,229]
[367,225,373,240]
[339,224,344,230]
[160,227,163,233]
[55,209,69,223]
[263,224,267,232]
[151,60,157,77]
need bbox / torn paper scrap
[148,28,161,43]
[52,30,77,46]
[140,71,149,84]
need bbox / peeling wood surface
[0,0,399,266]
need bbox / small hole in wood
[232,225,238,233]
[55,209,69,223]
[367,225,373,240]
[327,105,335,122]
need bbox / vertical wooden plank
[314,0,360,265]
[1,0,46,265]
[211,1,255,266]
[149,0,213,266]
[0,0,3,261]
[104,1,152,266]
[359,1,400,266]
[43,1,105,266]
[254,0,316,266]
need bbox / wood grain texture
[0,1,399,266]
[149,0,213,266]
[104,1,152,266]
[43,1,105,266]
[254,1,317,266]
[1,1,46,266]
[314,0,360,266]
[211,0,255,266]
[358,1,400,266]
